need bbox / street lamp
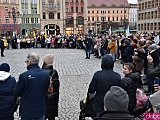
[8,7,19,37]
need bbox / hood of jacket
[125,72,141,82]
[101,54,114,70]
[0,71,10,81]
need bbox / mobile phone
[155,77,159,85]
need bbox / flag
[44,28,47,38]
[109,26,111,36]
[126,25,130,37]
[25,30,28,37]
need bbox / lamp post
[8,7,19,37]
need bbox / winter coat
[121,72,141,113]
[148,62,160,79]
[42,65,60,119]
[149,49,159,68]
[108,41,116,53]
[132,47,145,72]
[88,55,121,113]
[14,64,50,119]
[0,71,16,120]
[121,45,133,63]
[94,111,133,120]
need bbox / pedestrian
[14,52,50,120]
[88,54,121,116]
[121,63,141,114]
[42,54,60,120]
[0,63,16,120]
[94,86,133,120]
[0,37,5,57]
[83,35,93,59]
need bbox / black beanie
[0,63,10,72]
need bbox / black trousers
[1,47,4,56]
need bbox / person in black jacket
[88,54,121,116]
[42,54,60,120]
[0,38,5,57]
[0,63,16,120]
[121,63,141,114]
[121,40,133,63]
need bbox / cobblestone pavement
[0,48,124,120]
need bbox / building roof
[88,0,129,7]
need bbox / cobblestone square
[0,48,123,120]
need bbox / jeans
[146,69,154,93]
[85,46,91,58]
[21,115,45,120]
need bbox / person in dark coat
[121,63,141,114]
[88,54,121,116]
[14,52,50,120]
[121,40,133,63]
[83,35,93,59]
[42,54,60,120]
[94,86,133,120]
[0,38,5,57]
[0,63,16,120]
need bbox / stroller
[79,93,96,120]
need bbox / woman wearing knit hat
[0,63,16,120]
[42,54,60,120]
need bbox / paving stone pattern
[0,48,123,120]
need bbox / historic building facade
[40,0,65,35]
[129,3,137,30]
[87,0,130,34]
[137,0,160,33]
[65,0,87,35]
[0,0,20,37]
[19,0,40,37]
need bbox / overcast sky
[128,0,137,4]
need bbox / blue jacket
[14,64,50,119]
[0,71,16,120]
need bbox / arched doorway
[44,24,60,35]
[22,29,27,35]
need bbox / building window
[97,11,98,13]
[65,0,68,2]
[31,8,37,14]
[57,2,60,9]
[5,16,9,22]
[26,18,29,23]
[48,2,54,9]
[11,0,15,3]
[35,18,38,23]
[81,6,83,12]
[71,6,74,12]
[88,17,90,21]
[4,7,8,12]
[76,6,78,12]
[43,12,46,19]
[97,17,99,21]
[42,2,45,8]
[3,0,8,3]
[121,10,122,13]
[21,18,25,23]
[117,17,118,21]
[0,17,1,22]
[113,10,114,13]
[66,6,69,12]
[76,0,78,2]
[92,17,94,21]
[92,11,94,13]
[117,10,118,13]
[49,12,54,19]
[112,17,114,21]
[108,11,110,13]
[88,11,90,14]
[57,13,60,19]
[31,18,34,23]
[108,17,110,21]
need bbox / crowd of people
[1,32,160,120]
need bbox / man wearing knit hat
[94,86,133,120]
